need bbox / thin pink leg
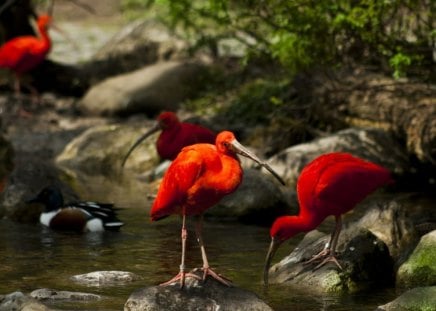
[194,215,232,286]
[159,212,200,288]
[304,215,343,270]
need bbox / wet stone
[124,269,273,311]
[71,270,141,286]
[376,286,436,311]
[30,288,101,301]
[0,291,53,311]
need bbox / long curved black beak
[121,123,160,168]
[264,238,281,286]
[230,140,286,186]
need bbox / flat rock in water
[71,270,141,286]
[30,288,101,301]
[0,291,53,311]
[124,270,272,311]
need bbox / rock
[82,19,189,83]
[396,230,436,288]
[78,61,211,116]
[353,200,417,265]
[0,291,53,311]
[0,155,77,223]
[207,168,294,226]
[71,271,141,286]
[30,288,101,301]
[124,269,272,311]
[56,123,159,176]
[267,228,393,293]
[267,128,409,186]
[376,286,436,311]
[0,134,14,191]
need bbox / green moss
[321,270,345,293]
[397,232,436,288]
[384,287,436,311]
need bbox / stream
[0,177,401,310]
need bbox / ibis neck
[290,210,325,233]
[209,152,242,194]
[37,29,52,54]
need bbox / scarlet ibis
[151,130,285,288]
[121,111,216,166]
[264,152,392,285]
[28,186,124,232]
[0,14,53,97]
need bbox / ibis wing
[151,147,204,220]
[0,37,37,68]
[315,160,389,213]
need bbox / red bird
[122,111,216,167]
[151,131,285,288]
[264,152,392,285]
[0,14,52,96]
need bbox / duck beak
[230,140,286,185]
[121,123,161,168]
[263,238,281,286]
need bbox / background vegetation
[122,0,434,80]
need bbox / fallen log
[296,69,436,165]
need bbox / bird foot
[302,248,330,265]
[313,255,343,271]
[159,271,202,288]
[193,267,233,287]
[303,249,343,270]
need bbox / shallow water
[0,179,403,310]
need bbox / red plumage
[295,152,392,230]
[150,130,284,288]
[155,111,216,160]
[264,152,392,284]
[121,111,216,167]
[0,15,52,90]
[151,138,242,221]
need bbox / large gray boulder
[55,123,159,176]
[208,168,294,226]
[267,128,409,186]
[78,61,211,116]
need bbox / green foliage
[122,0,433,79]
[390,52,412,79]
[224,78,288,126]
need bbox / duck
[28,186,124,232]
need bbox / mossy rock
[397,231,436,288]
[377,286,436,311]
